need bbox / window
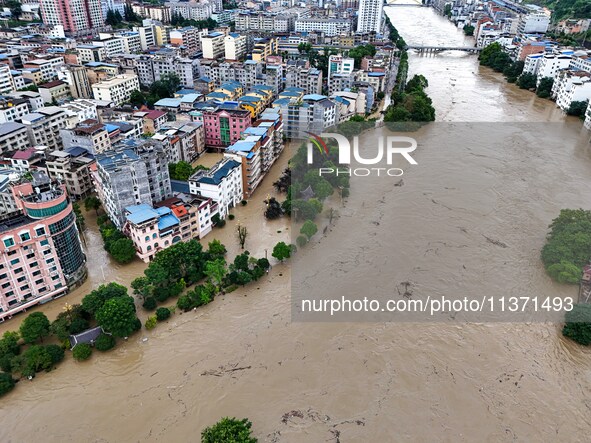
[20,232,30,242]
[40,239,49,246]
[10,258,19,265]
[145,236,150,242]
[3,237,14,248]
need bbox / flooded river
[2,3,591,442]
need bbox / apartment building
[0,97,31,124]
[169,27,201,56]
[151,121,205,163]
[285,65,323,95]
[517,12,550,35]
[91,74,140,105]
[59,119,111,155]
[295,19,352,36]
[188,158,243,218]
[61,64,92,98]
[45,147,95,199]
[225,33,247,61]
[0,174,87,321]
[202,107,252,149]
[131,4,171,23]
[76,45,106,63]
[123,196,215,262]
[552,71,591,112]
[38,80,70,104]
[252,38,278,63]
[0,65,16,94]
[23,57,63,83]
[276,94,338,139]
[0,122,29,155]
[39,0,103,35]
[168,1,214,20]
[357,0,383,33]
[21,106,67,150]
[94,140,172,229]
[584,101,591,130]
[535,53,572,86]
[202,32,226,60]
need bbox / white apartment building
[168,1,214,20]
[201,32,225,60]
[0,65,16,95]
[517,12,550,35]
[188,158,243,219]
[552,71,591,112]
[328,55,355,81]
[0,122,29,155]
[295,19,351,36]
[522,53,544,75]
[535,53,572,86]
[357,0,383,33]
[584,101,591,130]
[0,98,30,124]
[117,32,142,54]
[91,74,140,105]
[23,58,63,83]
[76,45,107,63]
[95,34,125,57]
[20,106,68,150]
[224,33,247,61]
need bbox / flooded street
[3,4,591,442]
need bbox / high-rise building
[93,140,172,229]
[357,0,383,33]
[0,173,87,322]
[39,0,104,35]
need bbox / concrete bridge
[386,3,428,6]
[405,45,482,54]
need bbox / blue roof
[158,214,179,231]
[243,126,267,136]
[125,205,159,225]
[207,32,224,37]
[104,123,119,133]
[180,93,201,103]
[273,98,291,105]
[196,159,241,185]
[229,33,241,38]
[85,61,118,68]
[198,76,212,82]
[171,179,190,193]
[155,206,171,216]
[368,72,385,77]
[66,146,90,157]
[240,96,260,103]
[154,98,181,107]
[228,140,256,152]
[303,94,327,101]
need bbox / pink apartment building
[0,174,87,321]
[202,108,252,150]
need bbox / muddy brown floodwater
[2,3,591,442]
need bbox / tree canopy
[19,312,50,344]
[201,417,257,443]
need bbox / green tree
[536,77,554,98]
[95,296,139,338]
[129,89,147,107]
[156,307,171,321]
[82,282,129,315]
[22,345,52,373]
[168,161,194,181]
[516,73,537,90]
[205,259,227,292]
[201,417,257,443]
[272,242,291,262]
[109,238,137,264]
[463,25,475,36]
[95,334,116,351]
[84,195,102,214]
[300,220,318,240]
[145,315,157,330]
[237,224,248,249]
[567,100,588,118]
[73,203,85,231]
[563,303,591,345]
[19,312,50,344]
[72,343,92,361]
[45,344,65,365]
[208,239,227,258]
[0,372,15,397]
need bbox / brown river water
[2,3,591,442]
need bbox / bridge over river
[405,45,482,54]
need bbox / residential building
[168,1,215,20]
[225,33,247,61]
[252,38,278,62]
[39,0,104,35]
[38,80,70,104]
[21,106,68,151]
[357,0,383,33]
[0,122,29,155]
[275,94,338,139]
[328,55,355,81]
[60,119,111,155]
[62,65,92,99]
[23,58,63,83]
[202,32,226,60]
[285,65,323,95]
[169,27,201,56]
[94,140,172,229]
[135,110,168,134]
[151,121,205,163]
[584,101,591,130]
[295,19,352,36]
[45,147,95,199]
[0,97,31,124]
[517,12,550,36]
[188,158,243,218]
[202,107,252,150]
[0,65,16,95]
[535,53,573,86]
[0,174,87,321]
[91,74,140,105]
[131,4,171,23]
[76,45,106,64]
[552,71,591,112]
